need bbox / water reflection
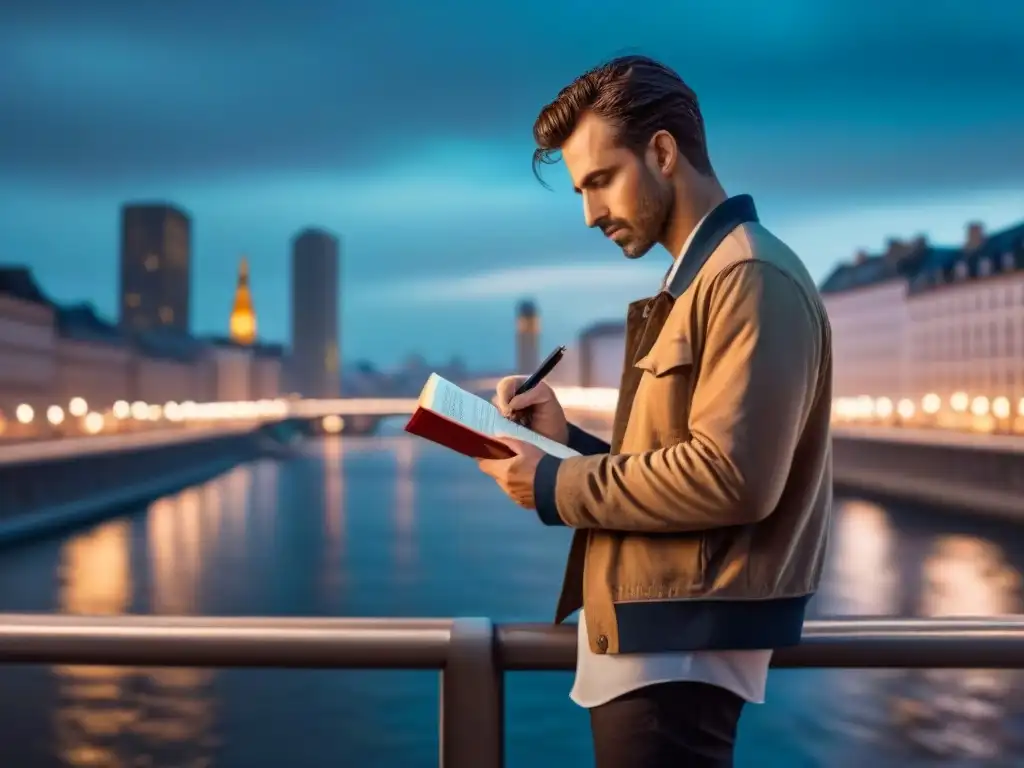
[393,439,417,574]
[322,435,345,599]
[823,499,900,616]
[54,511,218,768]
[889,535,1024,762]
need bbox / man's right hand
[495,376,570,445]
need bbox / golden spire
[229,255,257,345]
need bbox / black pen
[514,345,566,397]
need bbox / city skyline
[1,2,1022,369]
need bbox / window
[144,253,160,271]
[954,261,968,279]
[159,306,174,324]
[979,257,993,277]
[1003,251,1015,271]
[126,293,141,308]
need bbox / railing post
[439,618,504,768]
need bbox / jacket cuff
[533,453,567,526]
[566,423,611,456]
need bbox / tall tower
[119,202,191,333]
[229,256,257,345]
[515,299,540,374]
[290,228,340,398]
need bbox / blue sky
[1,0,1022,370]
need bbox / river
[0,432,1023,767]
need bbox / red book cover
[404,406,515,460]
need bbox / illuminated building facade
[823,219,1024,429]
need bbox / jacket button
[596,634,609,653]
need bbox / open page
[422,374,580,459]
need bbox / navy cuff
[533,453,567,526]
[566,423,611,456]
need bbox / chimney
[884,237,908,262]
[965,221,986,251]
[854,249,869,265]
[911,234,928,251]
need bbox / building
[1,261,289,434]
[54,303,134,408]
[819,236,943,400]
[229,256,257,345]
[578,320,627,388]
[821,218,1024,424]
[289,228,340,398]
[904,221,1024,408]
[250,343,286,401]
[133,328,213,405]
[119,203,192,333]
[0,267,58,418]
[515,299,540,374]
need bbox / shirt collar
[658,194,759,297]
[661,208,713,292]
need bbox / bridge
[4,386,1024,442]
[3,386,1024,539]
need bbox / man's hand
[476,438,547,509]
[494,376,569,444]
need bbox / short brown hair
[532,55,712,184]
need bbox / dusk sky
[1,1,1022,370]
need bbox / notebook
[404,373,581,460]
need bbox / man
[477,55,833,767]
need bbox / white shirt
[568,203,772,709]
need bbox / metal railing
[3,615,1024,768]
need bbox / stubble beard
[620,173,674,260]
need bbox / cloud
[363,262,667,305]
[1,0,1021,190]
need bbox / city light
[951,392,969,413]
[68,397,88,417]
[992,396,1011,420]
[46,405,65,426]
[83,412,104,435]
[922,393,942,415]
[6,389,1024,444]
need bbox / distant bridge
[288,387,619,420]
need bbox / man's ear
[648,130,677,178]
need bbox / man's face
[561,112,673,259]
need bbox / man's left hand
[477,438,546,509]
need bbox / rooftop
[908,221,1024,296]
[0,266,51,305]
[55,303,128,345]
[820,218,1024,298]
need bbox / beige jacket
[533,195,833,655]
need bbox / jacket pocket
[631,336,695,447]
[634,337,693,377]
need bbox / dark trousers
[589,681,745,768]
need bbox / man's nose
[583,193,607,229]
